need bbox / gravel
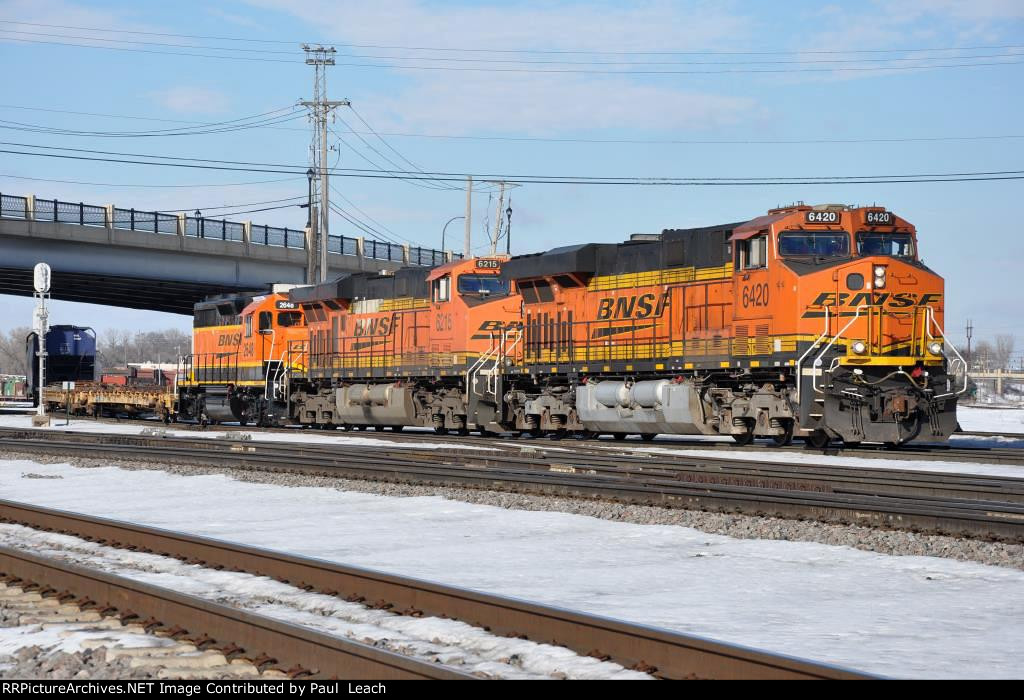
[3,449,1023,571]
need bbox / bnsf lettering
[597,292,670,320]
[218,333,242,346]
[809,292,942,307]
[353,318,393,336]
[478,320,524,332]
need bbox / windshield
[457,274,509,297]
[857,232,916,258]
[778,231,850,258]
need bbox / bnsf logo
[811,292,942,308]
[478,321,523,332]
[354,318,393,336]
[218,333,241,347]
[597,292,670,320]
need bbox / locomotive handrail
[925,307,969,399]
[811,305,869,395]
[795,307,830,403]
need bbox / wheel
[434,426,448,435]
[805,429,831,449]
[640,433,657,442]
[732,429,755,446]
[612,432,627,441]
[575,430,597,440]
[771,421,795,447]
[389,425,405,432]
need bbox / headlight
[873,265,886,289]
[851,341,867,355]
[928,341,943,355]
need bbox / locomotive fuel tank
[575,380,706,435]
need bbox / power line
[328,183,418,246]
[162,196,306,212]
[0,172,303,188]
[5,139,1024,182]
[3,35,1023,75]
[0,109,305,138]
[3,103,1022,147]
[3,143,1023,185]
[4,20,1023,57]
[6,28,1024,67]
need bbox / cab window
[432,275,451,302]
[457,274,509,298]
[244,314,253,338]
[258,311,272,332]
[737,235,767,270]
[278,311,303,327]
[778,231,850,258]
[857,232,916,259]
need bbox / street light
[442,216,464,258]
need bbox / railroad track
[2,427,1023,542]
[20,413,1024,465]
[0,500,866,680]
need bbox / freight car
[275,203,962,446]
[25,325,96,406]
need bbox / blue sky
[0,0,1022,348]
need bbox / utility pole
[966,319,974,369]
[464,176,473,258]
[490,181,506,256]
[300,44,349,283]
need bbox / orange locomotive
[500,203,962,446]
[178,287,307,426]
[284,257,522,433]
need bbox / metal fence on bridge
[0,193,454,267]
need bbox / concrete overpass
[0,193,449,314]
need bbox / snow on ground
[0,524,646,680]
[0,415,496,452]
[0,459,1021,678]
[604,445,1024,479]
[0,621,176,660]
[957,406,1024,434]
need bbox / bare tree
[994,334,1016,370]
[96,328,190,372]
[0,326,31,375]
[973,340,994,371]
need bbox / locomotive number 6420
[742,283,769,308]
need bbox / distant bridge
[0,193,450,314]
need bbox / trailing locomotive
[176,203,962,447]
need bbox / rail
[0,498,870,679]
[0,192,454,267]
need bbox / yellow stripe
[586,263,733,291]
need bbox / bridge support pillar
[996,369,1003,395]
[402,244,410,265]
[356,237,365,271]
[25,195,34,221]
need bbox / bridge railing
[0,193,460,266]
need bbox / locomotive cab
[780,206,963,446]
